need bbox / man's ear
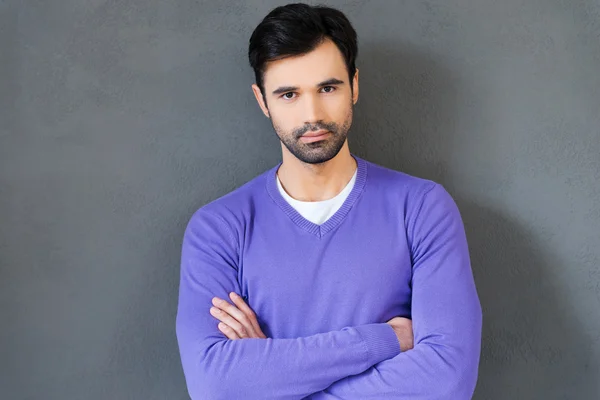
[352,68,359,105]
[251,84,270,118]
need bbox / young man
[176,3,482,399]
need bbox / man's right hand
[386,317,414,352]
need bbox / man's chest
[237,220,414,337]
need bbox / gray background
[1,0,599,399]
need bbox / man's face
[252,38,359,164]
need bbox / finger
[213,305,266,339]
[229,292,266,338]
[211,303,258,339]
[212,297,254,337]
[210,307,249,338]
[218,322,240,340]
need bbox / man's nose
[302,94,325,125]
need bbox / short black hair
[248,3,358,97]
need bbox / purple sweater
[176,155,482,400]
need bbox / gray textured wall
[1,0,599,399]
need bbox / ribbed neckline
[276,167,357,207]
[265,154,368,238]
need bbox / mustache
[293,122,338,139]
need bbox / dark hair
[248,3,358,98]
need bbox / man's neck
[276,143,357,202]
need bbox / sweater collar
[265,154,368,238]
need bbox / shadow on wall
[460,200,596,399]
[354,42,597,399]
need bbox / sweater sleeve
[304,183,482,400]
[175,208,401,400]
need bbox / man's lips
[300,130,330,143]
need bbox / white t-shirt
[276,168,358,225]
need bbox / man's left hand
[210,292,267,340]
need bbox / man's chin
[281,134,347,165]
[294,149,339,165]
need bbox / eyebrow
[271,78,345,95]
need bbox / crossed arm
[176,184,482,400]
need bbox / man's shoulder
[363,158,460,230]
[364,158,439,197]
[187,164,275,226]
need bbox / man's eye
[321,86,336,93]
[282,92,296,99]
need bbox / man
[176,3,482,399]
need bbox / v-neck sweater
[276,164,358,225]
[176,154,482,400]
